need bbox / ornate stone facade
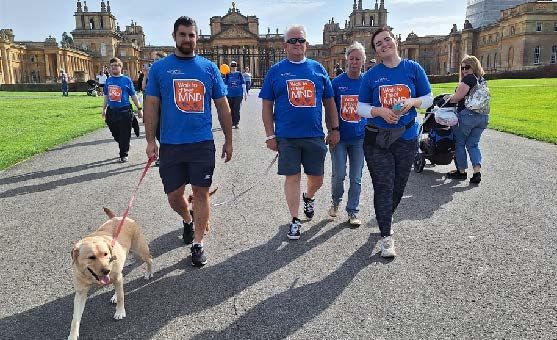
[400,1,557,75]
[0,0,391,85]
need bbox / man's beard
[177,42,194,56]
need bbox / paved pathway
[1,91,556,339]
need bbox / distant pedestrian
[225,60,247,129]
[137,70,144,92]
[328,41,367,227]
[60,69,69,96]
[96,71,107,96]
[242,66,252,94]
[102,57,143,163]
[367,58,376,71]
[444,55,489,184]
[334,63,343,77]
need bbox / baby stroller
[413,93,457,173]
[86,79,99,96]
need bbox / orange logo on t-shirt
[340,95,360,122]
[174,79,205,113]
[108,85,122,102]
[379,84,411,109]
[287,79,316,107]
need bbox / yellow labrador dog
[68,208,153,340]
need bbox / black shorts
[158,141,216,193]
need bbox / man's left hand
[136,109,143,119]
[325,130,340,148]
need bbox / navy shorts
[277,137,327,176]
[158,141,216,193]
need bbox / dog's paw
[114,308,126,320]
[110,293,117,304]
[144,271,153,280]
[144,261,154,280]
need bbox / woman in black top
[445,55,489,184]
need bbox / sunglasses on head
[461,65,471,71]
[286,37,306,44]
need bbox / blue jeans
[454,109,489,170]
[330,138,364,214]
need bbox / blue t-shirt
[104,75,136,109]
[225,71,245,97]
[259,58,334,138]
[332,73,366,142]
[145,54,227,144]
[359,59,431,140]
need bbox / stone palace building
[1,0,556,85]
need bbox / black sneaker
[191,244,207,267]
[182,220,194,244]
[303,193,315,219]
[287,218,301,240]
[470,172,482,184]
[119,156,128,163]
[447,170,466,180]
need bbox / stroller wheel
[414,153,426,173]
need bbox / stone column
[1,46,11,84]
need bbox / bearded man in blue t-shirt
[260,24,340,240]
[144,16,233,267]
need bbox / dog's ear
[103,207,116,219]
[71,244,80,264]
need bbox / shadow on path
[197,233,381,339]
[0,162,143,198]
[0,219,349,339]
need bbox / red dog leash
[111,157,155,247]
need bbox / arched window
[551,46,557,64]
[508,47,514,67]
[370,16,374,26]
[89,18,95,29]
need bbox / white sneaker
[381,236,396,258]
[328,204,339,217]
[348,213,361,226]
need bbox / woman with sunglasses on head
[357,26,433,257]
[444,55,488,184]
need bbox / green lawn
[0,92,106,170]
[430,78,557,144]
[0,79,555,171]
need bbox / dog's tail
[103,207,116,219]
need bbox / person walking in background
[367,58,377,71]
[144,16,233,267]
[357,26,433,257]
[60,69,69,96]
[137,70,144,92]
[445,55,489,184]
[329,41,367,227]
[260,24,340,240]
[102,57,143,163]
[242,66,252,94]
[225,61,247,129]
[334,63,344,77]
[96,70,107,96]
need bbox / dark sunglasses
[461,65,471,71]
[286,37,306,44]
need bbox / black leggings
[228,96,243,126]
[364,138,417,237]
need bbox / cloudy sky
[0,0,467,46]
